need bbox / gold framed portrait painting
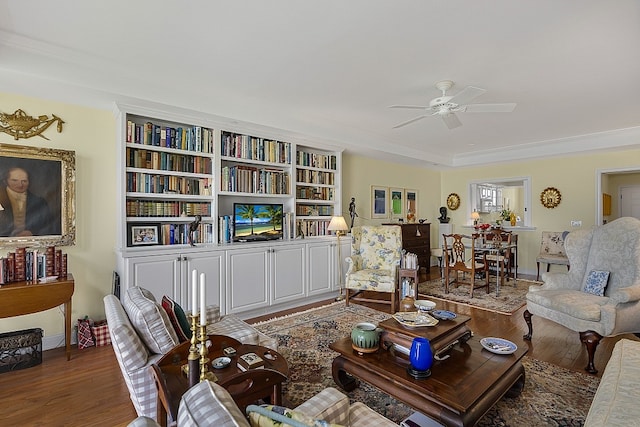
[0,143,76,247]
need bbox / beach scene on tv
[234,203,283,241]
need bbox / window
[469,177,532,227]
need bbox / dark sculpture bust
[438,206,450,223]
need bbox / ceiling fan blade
[448,86,486,105]
[389,105,428,110]
[392,115,428,129]
[441,113,462,129]
[462,103,517,113]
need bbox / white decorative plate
[480,337,517,355]
[212,356,231,369]
[393,311,439,327]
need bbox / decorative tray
[480,337,517,355]
[393,312,439,328]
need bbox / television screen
[233,203,283,242]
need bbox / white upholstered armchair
[524,217,640,373]
[345,225,403,312]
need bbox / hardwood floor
[1,267,636,426]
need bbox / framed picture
[0,143,76,248]
[371,186,389,219]
[127,223,160,246]
[405,189,418,218]
[390,187,404,219]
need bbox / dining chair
[443,233,489,298]
[482,228,515,285]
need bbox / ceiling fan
[390,80,516,130]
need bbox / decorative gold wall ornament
[446,193,461,210]
[0,109,64,140]
[540,187,562,209]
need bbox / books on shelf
[126,119,214,153]
[296,151,337,170]
[237,352,265,371]
[0,246,67,285]
[221,132,291,164]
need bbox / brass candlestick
[187,314,200,387]
[198,324,217,382]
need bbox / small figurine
[188,215,202,246]
[438,207,450,224]
[349,197,359,229]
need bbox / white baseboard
[42,332,76,351]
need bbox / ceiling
[1,1,640,168]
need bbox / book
[237,352,264,371]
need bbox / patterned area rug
[253,302,599,427]
[417,277,542,315]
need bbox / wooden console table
[0,275,74,360]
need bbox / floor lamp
[328,216,349,301]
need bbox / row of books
[221,132,291,164]
[126,120,214,153]
[125,200,211,217]
[220,165,290,195]
[126,172,212,196]
[296,219,332,237]
[295,186,334,201]
[296,152,337,170]
[159,223,214,246]
[295,169,335,186]
[126,147,213,174]
[0,246,67,285]
[296,204,333,217]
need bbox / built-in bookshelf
[295,146,340,238]
[123,113,215,247]
[117,106,342,250]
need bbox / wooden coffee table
[329,325,527,427]
[157,335,289,418]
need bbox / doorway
[597,168,640,224]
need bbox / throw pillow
[247,405,344,427]
[583,270,610,296]
[161,296,190,342]
[123,286,180,354]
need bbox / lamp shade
[471,211,480,220]
[327,216,348,232]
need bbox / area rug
[253,302,599,427]
[417,277,542,315]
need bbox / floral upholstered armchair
[535,231,570,280]
[345,225,402,312]
[524,217,640,374]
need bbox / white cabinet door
[126,253,180,301]
[185,250,225,314]
[226,247,269,314]
[307,241,333,295]
[271,244,306,304]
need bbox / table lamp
[327,216,349,301]
[471,211,480,226]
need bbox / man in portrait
[0,166,56,237]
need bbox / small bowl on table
[414,299,436,312]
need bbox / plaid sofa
[105,287,277,420]
[128,380,398,426]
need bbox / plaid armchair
[345,225,402,312]
[128,380,398,426]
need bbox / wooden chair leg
[345,288,350,306]
[580,330,602,374]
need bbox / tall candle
[192,269,198,316]
[200,273,206,326]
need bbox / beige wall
[440,150,640,275]
[341,153,441,234]
[606,172,640,220]
[0,92,116,338]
